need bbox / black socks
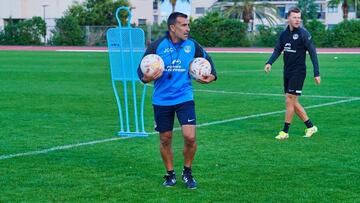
[167,170,175,176]
[283,122,291,133]
[183,166,191,174]
[304,119,314,128]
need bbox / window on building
[153,1,158,10]
[277,6,286,19]
[316,4,325,19]
[195,7,205,14]
[4,18,24,26]
[154,15,158,24]
[138,19,146,25]
[328,5,338,13]
[316,4,322,12]
[348,4,355,12]
[327,24,336,29]
[317,12,325,19]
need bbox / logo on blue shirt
[184,45,192,53]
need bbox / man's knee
[286,94,297,105]
[184,134,196,146]
[160,131,172,146]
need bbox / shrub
[254,25,284,47]
[305,20,327,47]
[329,20,360,47]
[190,12,249,47]
[0,17,46,45]
[51,15,85,46]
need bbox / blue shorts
[153,100,196,132]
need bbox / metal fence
[45,25,166,46]
[0,24,164,46]
[83,26,112,46]
[46,25,111,46]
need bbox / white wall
[130,0,160,25]
[0,0,85,28]
[0,0,356,29]
[324,3,356,25]
[190,0,217,19]
[0,0,160,28]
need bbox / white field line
[55,49,360,54]
[0,98,359,161]
[194,89,360,100]
[195,97,359,127]
[206,51,360,54]
[217,69,354,74]
[144,84,359,100]
[217,69,282,73]
[0,137,129,160]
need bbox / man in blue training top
[264,7,321,140]
[137,12,217,189]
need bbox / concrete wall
[130,0,160,25]
[0,0,85,28]
[190,0,217,19]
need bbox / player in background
[264,7,320,140]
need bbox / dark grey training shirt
[267,26,320,77]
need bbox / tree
[51,15,85,46]
[328,0,358,19]
[0,17,46,45]
[297,0,318,25]
[212,0,281,28]
[190,12,249,47]
[255,25,284,47]
[18,16,46,45]
[329,19,360,47]
[65,0,130,26]
[304,20,326,47]
[158,0,190,13]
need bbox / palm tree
[329,0,358,19]
[158,0,190,13]
[297,0,318,25]
[212,0,280,28]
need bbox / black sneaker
[162,173,176,187]
[182,170,197,189]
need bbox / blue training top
[137,32,217,106]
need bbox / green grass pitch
[0,51,359,202]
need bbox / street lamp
[42,4,49,44]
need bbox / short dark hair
[288,7,301,16]
[167,12,188,30]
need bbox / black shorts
[284,73,306,95]
[153,100,196,132]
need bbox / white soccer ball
[140,54,164,77]
[189,57,211,80]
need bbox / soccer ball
[140,54,165,77]
[189,57,211,80]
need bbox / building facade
[0,0,358,30]
[210,0,359,29]
[130,0,161,25]
[190,0,218,19]
[0,0,83,28]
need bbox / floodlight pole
[42,4,49,44]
